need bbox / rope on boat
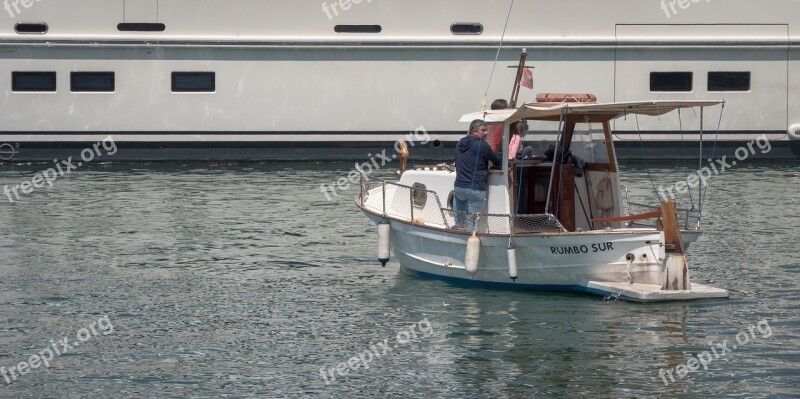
[481,0,515,112]
[555,112,568,219]
[584,116,597,230]
[545,110,567,214]
[677,108,696,211]
[635,113,661,201]
[514,142,525,216]
[698,103,726,225]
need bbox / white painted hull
[1,0,799,160]
[386,217,669,285]
[363,212,728,301]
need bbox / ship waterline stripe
[0,39,794,49]
[2,140,792,149]
[0,130,786,135]
[0,131,787,142]
[2,140,795,161]
[0,134,458,143]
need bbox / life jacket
[596,173,615,212]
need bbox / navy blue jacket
[454,134,502,191]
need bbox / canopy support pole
[545,110,567,215]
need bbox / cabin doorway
[511,163,576,232]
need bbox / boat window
[447,191,454,209]
[12,72,56,92]
[117,23,166,32]
[15,23,48,34]
[171,72,215,93]
[411,183,427,209]
[451,23,483,35]
[650,72,693,92]
[334,25,382,33]
[71,72,115,92]
[708,72,750,92]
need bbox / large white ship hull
[1,0,799,160]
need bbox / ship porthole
[451,23,483,35]
[411,183,427,209]
[15,22,48,34]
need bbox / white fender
[789,124,800,140]
[464,233,480,276]
[377,220,391,267]
[507,244,518,281]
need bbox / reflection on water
[0,160,798,398]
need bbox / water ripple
[0,160,798,398]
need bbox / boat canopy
[459,100,724,123]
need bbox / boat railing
[358,179,567,234]
[447,211,567,234]
[626,201,694,230]
[359,179,451,229]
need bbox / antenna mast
[509,49,528,108]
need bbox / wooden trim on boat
[661,200,685,254]
[584,163,614,172]
[591,210,661,224]
[524,114,617,123]
[562,121,575,151]
[602,121,618,172]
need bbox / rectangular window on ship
[650,72,693,92]
[71,72,115,92]
[171,72,215,93]
[12,72,56,92]
[708,72,751,92]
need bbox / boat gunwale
[356,195,701,238]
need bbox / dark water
[0,159,798,398]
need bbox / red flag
[520,67,533,89]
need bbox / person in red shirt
[486,99,508,153]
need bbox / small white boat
[356,97,729,302]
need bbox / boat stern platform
[586,281,729,302]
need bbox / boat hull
[366,214,726,301]
[390,221,665,286]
